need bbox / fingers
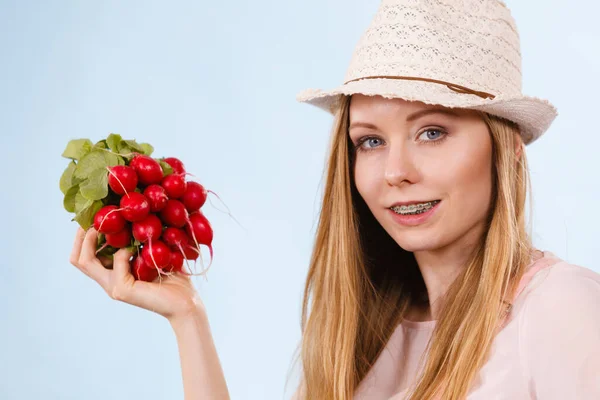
[77,228,110,288]
[108,247,141,303]
[69,228,86,267]
[113,248,134,281]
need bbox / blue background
[1,1,598,399]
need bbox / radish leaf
[80,168,109,200]
[140,143,154,156]
[74,200,103,230]
[75,191,92,214]
[107,134,123,152]
[60,161,77,194]
[120,140,144,154]
[159,160,173,176]
[62,139,93,161]
[74,151,121,181]
[63,186,79,213]
[94,140,108,150]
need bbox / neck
[411,225,485,321]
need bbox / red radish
[132,214,163,243]
[131,255,159,282]
[129,153,143,169]
[181,181,208,212]
[141,240,171,269]
[143,184,168,212]
[131,155,163,185]
[164,251,184,273]
[186,212,213,246]
[105,227,132,248]
[161,174,187,199]
[185,211,214,263]
[107,165,138,195]
[162,227,189,250]
[120,192,150,222]
[163,157,186,175]
[93,205,126,234]
[160,199,189,228]
[181,239,200,260]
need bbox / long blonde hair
[289,95,533,400]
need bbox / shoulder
[515,256,600,396]
[521,256,600,311]
[515,254,600,351]
[517,256,600,324]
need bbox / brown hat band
[344,75,496,100]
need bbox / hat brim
[296,79,557,145]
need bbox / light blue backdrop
[1,1,598,399]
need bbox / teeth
[390,200,440,215]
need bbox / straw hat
[296,0,557,145]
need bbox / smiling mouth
[389,200,441,215]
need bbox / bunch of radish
[60,133,214,282]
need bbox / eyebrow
[349,107,461,130]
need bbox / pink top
[352,251,600,399]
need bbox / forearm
[170,309,230,400]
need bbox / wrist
[168,300,208,332]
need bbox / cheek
[441,143,494,217]
[353,154,386,203]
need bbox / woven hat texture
[297,0,557,145]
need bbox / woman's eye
[356,137,383,151]
[418,129,446,142]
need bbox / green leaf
[80,168,109,200]
[74,200,103,230]
[119,140,145,155]
[71,173,85,186]
[159,160,173,176]
[140,143,154,156]
[59,161,77,195]
[106,134,123,152]
[74,150,121,181]
[62,139,93,160]
[125,244,138,253]
[93,140,108,150]
[75,191,92,214]
[63,185,79,213]
[74,151,106,180]
[104,151,123,168]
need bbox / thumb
[113,247,135,280]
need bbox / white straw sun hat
[296,0,557,145]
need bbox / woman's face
[349,94,494,254]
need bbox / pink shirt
[353,251,600,399]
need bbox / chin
[387,227,451,253]
[394,238,445,253]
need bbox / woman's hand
[70,227,231,399]
[69,227,205,321]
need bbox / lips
[389,200,441,207]
[387,200,441,226]
[389,200,441,215]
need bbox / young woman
[69,0,600,399]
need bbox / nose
[384,142,419,187]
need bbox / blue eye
[418,129,446,142]
[355,136,384,152]
[362,137,383,148]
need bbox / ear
[514,132,523,160]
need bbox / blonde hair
[288,95,533,400]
